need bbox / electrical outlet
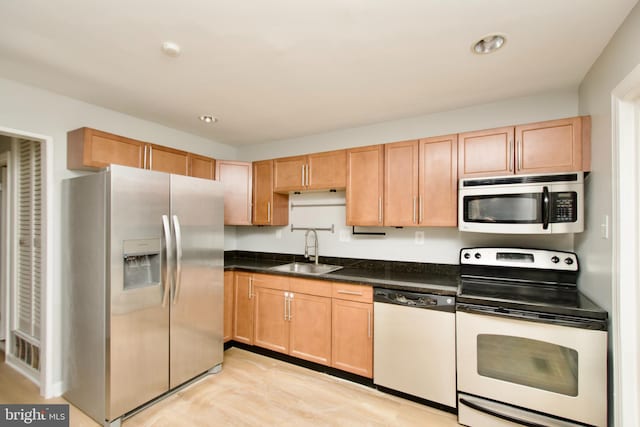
[339,229,351,242]
[601,215,609,239]
[275,229,282,239]
[415,231,424,245]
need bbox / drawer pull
[337,290,363,296]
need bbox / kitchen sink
[269,262,343,275]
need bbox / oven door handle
[459,398,549,427]
[542,186,550,230]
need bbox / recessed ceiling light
[472,34,506,55]
[161,41,181,57]
[199,115,218,124]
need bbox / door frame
[0,126,54,398]
[611,63,640,427]
[0,152,8,345]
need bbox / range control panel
[460,247,578,272]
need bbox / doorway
[612,64,640,426]
[0,127,53,398]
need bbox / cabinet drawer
[252,273,290,290]
[332,283,372,303]
[290,278,332,298]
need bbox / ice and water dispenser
[123,238,161,290]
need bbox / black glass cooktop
[457,277,607,320]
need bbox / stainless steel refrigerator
[63,164,224,426]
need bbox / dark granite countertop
[224,251,459,296]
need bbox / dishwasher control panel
[374,288,455,312]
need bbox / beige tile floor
[1,347,460,426]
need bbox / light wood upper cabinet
[384,140,419,226]
[224,271,234,343]
[216,160,252,225]
[458,126,513,178]
[67,127,146,170]
[383,136,457,227]
[459,116,590,178]
[419,135,458,226]
[252,160,289,226]
[147,144,189,175]
[189,153,215,180]
[515,116,590,174]
[331,283,373,378]
[68,127,216,179]
[346,145,384,226]
[273,150,347,193]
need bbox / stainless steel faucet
[304,229,319,264]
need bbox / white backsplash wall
[234,191,574,265]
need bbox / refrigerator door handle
[161,215,172,307]
[172,214,183,305]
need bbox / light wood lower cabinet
[232,272,254,345]
[224,271,234,343]
[230,273,370,375]
[331,283,373,378]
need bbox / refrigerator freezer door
[169,174,224,388]
[108,166,170,420]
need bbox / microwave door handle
[542,186,550,230]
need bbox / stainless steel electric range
[456,247,608,427]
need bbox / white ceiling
[0,0,637,145]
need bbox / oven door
[458,181,582,234]
[456,311,607,427]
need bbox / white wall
[576,2,640,314]
[234,90,580,262]
[0,77,239,391]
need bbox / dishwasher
[373,288,456,408]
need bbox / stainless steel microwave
[458,172,584,234]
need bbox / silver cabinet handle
[288,293,294,321]
[161,215,172,308]
[517,139,522,171]
[149,145,154,170]
[301,165,305,186]
[305,164,309,187]
[367,309,372,338]
[267,201,271,223]
[337,289,362,296]
[419,195,423,224]
[284,292,289,320]
[413,197,417,224]
[508,139,513,171]
[172,215,183,305]
[143,145,148,169]
[378,197,383,224]
[248,277,253,299]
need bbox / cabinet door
[216,160,252,225]
[148,144,189,175]
[253,160,289,225]
[223,271,234,343]
[233,272,254,345]
[458,126,514,178]
[346,145,384,226]
[254,287,289,354]
[189,153,215,180]
[516,116,586,174]
[384,140,419,226]
[289,293,332,365]
[274,155,306,193]
[331,299,373,378]
[307,150,347,190]
[67,127,145,170]
[419,134,458,226]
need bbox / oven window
[464,194,542,223]
[477,334,578,396]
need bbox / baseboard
[46,380,65,398]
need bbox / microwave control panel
[550,192,577,223]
